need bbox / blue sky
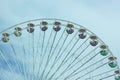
[0,0,120,79]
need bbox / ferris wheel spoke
[19,36,29,80]
[67,57,108,77]
[67,44,90,69]
[52,34,68,65]
[47,34,69,80]
[36,31,47,79]
[61,38,89,70]
[28,33,31,80]
[55,40,83,80]
[56,45,99,79]
[22,46,28,80]
[99,74,116,80]
[35,27,42,79]
[73,56,109,78]
[48,32,57,61]
[54,38,80,79]
[29,33,35,80]
[32,33,36,80]
[64,44,96,71]
[45,32,57,65]
[39,30,53,80]
[64,51,101,80]
[85,69,116,80]
[0,48,16,78]
[47,28,66,61]
[61,37,90,66]
[48,29,66,60]
[52,34,91,80]
[56,38,80,68]
[36,26,41,56]
[41,31,57,80]
[0,48,15,73]
[47,32,78,79]
[37,29,52,79]
[42,32,45,54]
[8,43,22,74]
[43,33,58,80]
[59,38,90,70]
[61,38,79,64]
[55,32,78,63]
[67,61,109,80]
[25,32,35,80]
[44,29,67,79]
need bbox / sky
[0,0,120,79]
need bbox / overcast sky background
[0,0,120,66]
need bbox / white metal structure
[0,18,120,80]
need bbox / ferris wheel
[0,18,120,80]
